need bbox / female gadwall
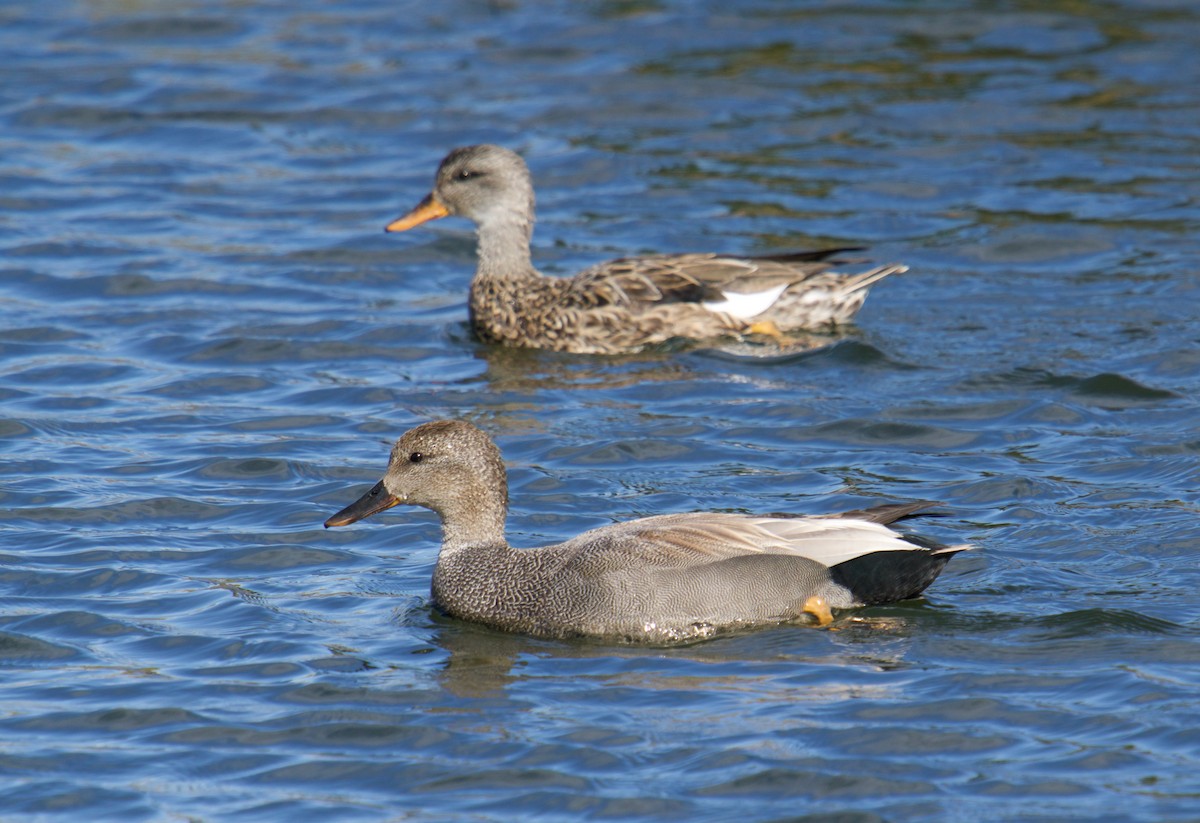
[385,145,906,355]
[325,420,969,643]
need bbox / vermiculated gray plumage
[325,420,970,643]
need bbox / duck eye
[409,452,424,464]
[458,168,482,180]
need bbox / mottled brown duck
[385,145,907,355]
[324,420,970,643]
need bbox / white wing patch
[701,283,788,319]
[752,517,922,567]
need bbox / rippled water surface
[3,0,1199,820]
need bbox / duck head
[324,420,509,530]
[384,144,535,233]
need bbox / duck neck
[435,488,510,556]
[430,491,522,624]
[474,211,537,282]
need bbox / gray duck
[385,145,907,355]
[324,420,970,643]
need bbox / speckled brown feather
[388,145,907,355]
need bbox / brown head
[384,144,536,234]
[324,420,510,548]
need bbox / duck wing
[564,248,863,311]
[555,510,949,573]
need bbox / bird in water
[325,420,970,643]
[385,145,907,355]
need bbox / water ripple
[2,0,1199,820]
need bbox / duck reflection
[427,610,929,700]
[473,329,850,394]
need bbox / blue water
[2,0,1199,820]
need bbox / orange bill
[385,194,450,232]
[324,480,401,528]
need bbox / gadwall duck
[385,145,907,355]
[325,420,969,643]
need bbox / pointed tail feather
[839,263,907,294]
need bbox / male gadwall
[325,420,969,643]
[385,145,907,355]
